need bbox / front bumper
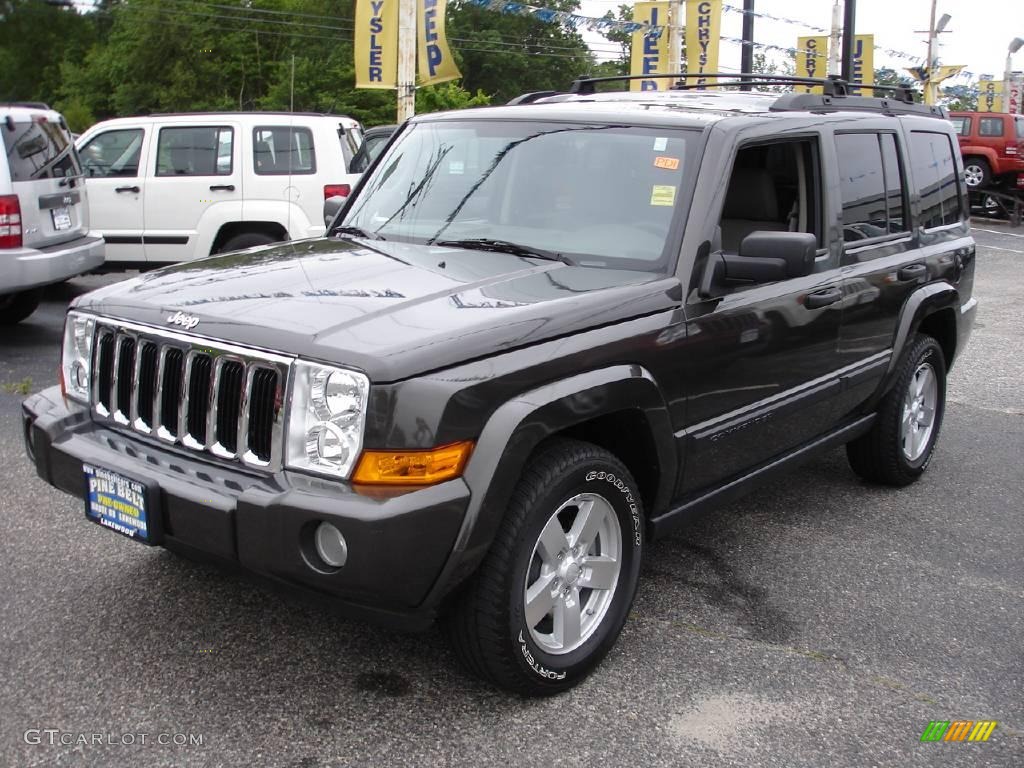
[23,386,469,630]
[3,233,105,294]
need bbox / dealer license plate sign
[52,206,72,230]
[84,464,153,543]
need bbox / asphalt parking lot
[1,227,1021,768]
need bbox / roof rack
[559,72,942,117]
[0,101,52,110]
[507,91,562,105]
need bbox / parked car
[949,110,1024,190]
[349,124,397,174]
[74,112,364,267]
[24,77,976,695]
[1,103,104,324]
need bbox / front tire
[446,439,644,695]
[847,334,946,486]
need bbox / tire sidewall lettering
[585,470,642,547]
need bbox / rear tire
[0,289,43,325]
[219,232,279,253]
[446,438,644,695]
[847,334,946,486]
[962,157,991,189]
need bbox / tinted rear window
[2,118,80,182]
[908,131,962,229]
[979,117,1005,137]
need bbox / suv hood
[75,238,679,382]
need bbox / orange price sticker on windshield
[654,156,680,170]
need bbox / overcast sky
[578,0,1024,81]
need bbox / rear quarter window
[978,117,1005,137]
[908,131,962,229]
[2,118,80,182]
[253,127,316,175]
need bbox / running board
[650,414,876,539]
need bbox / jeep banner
[355,0,398,89]
[795,36,828,94]
[417,0,461,86]
[629,2,671,92]
[850,34,874,93]
[685,0,722,87]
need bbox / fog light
[314,522,348,568]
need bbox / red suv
[950,111,1024,190]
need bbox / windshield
[341,120,696,270]
[3,117,81,182]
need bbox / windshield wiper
[435,238,574,266]
[332,225,385,241]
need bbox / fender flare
[960,147,999,173]
[420,364,677,609]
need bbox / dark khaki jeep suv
[24,75,976,695]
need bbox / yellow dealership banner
[978,80,1005,112]
[418,0,461,86]
[630,2,671,92]
[795,36,828,93]
[850,34,874,92]
[685,0,722,87]
[355,0,398,89]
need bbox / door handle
[804,287,842,309]
[115,186,140,193]
[898,264,927,282]
[209,184,235,192]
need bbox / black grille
[115,337,136,417]
[89,324,286,469]
[186,354,213,444]
[136,342,159,428]
[216,361,244,453]
[96,332,115,412]
[160,348,185,438]
[247,367,278,463]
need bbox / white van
[75,112,363,265]
[1,103,105,323]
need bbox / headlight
[61,311,95,403]
[285,361,370,479]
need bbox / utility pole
[925,0,937,105]
[840,0,855,82]
[828,0,842,76]
[397,0,416,123]
[740,0,755,88]
[668,0,682,78]
[1004,38,1024,113]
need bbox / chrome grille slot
[214,360,245,455]
[160,348,185,439]
[89,318,291,471]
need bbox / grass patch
[1,377,33,396]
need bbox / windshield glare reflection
[342,121,691,270]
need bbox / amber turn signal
[352,441,474,485]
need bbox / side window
[156,126,233,177]
[79,129,143,178]
[253,127,316,175]
[978,117,1005,137]
[949,116,971,136]
[835,132,908,243]
[1016,118,1024,140]
[718,139,822,260]
[908,131,963,229]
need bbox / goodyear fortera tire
[446,438,644,696]
[846,334,947,486]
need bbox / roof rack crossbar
[569,73,851,96]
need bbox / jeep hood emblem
[166,311,200,330]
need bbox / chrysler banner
[355,0,460,89]
[685,0,722,87]
[630,2,671,91]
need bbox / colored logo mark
[920,721,997,742]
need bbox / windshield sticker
[653,137,668,151]
[651,185,676,206]
[448,160,465,175]
[654,156,680,171]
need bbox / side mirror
[323,194,348,227]
[699,231,817,298]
